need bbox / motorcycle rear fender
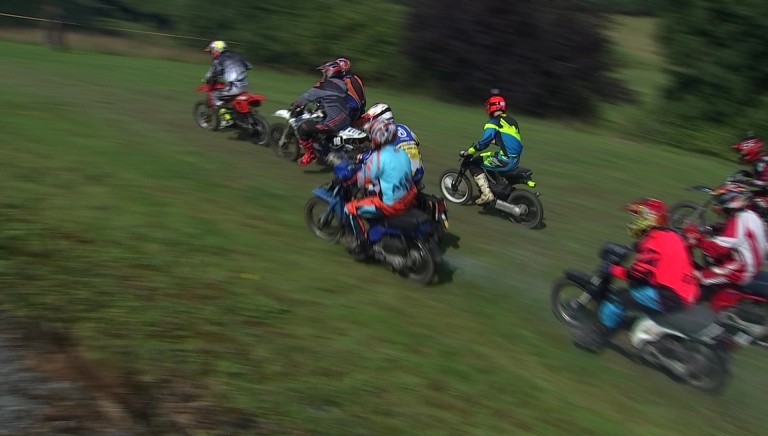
[231,94,266,112]
[709,287,766,312]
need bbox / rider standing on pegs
[459,90,523,205]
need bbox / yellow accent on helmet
[205,40,228,56]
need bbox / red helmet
[485,94,506,115]
[336,57,351,73]
[732,137,765,163]
[317,61,343,80]
[711,182,751,213]
[624,197,668,238]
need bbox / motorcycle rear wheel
[405,241,436,285]
[674,341,728,393]
[193,101,219,131]
[551,277,599,329]
[507,190,544,228]
[304,197,343,242]
[269,123,300,161]
[439,170,473,205]
[245,111,270,145]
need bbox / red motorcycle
[193,82,270,145]
[708,274,768,349]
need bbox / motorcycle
[193,81,270,145]
[439,153,544,228]
[269,106,368,165]
[551,242,734,393]
[304,177,442,285]
[668,170,767,231]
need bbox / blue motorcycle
[304,177,442,285]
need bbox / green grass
[1,29,766,435]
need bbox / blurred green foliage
[650,0,768,157]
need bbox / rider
[202,40,252,127]
[731,134,768,215]
[459,90,523,205]
[336,118,417,255]
[683,183,768,293]
[291,61,351,166]
[357,103,425,187]
[336,57,367,122]
[572,198,701,352]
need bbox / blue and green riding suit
[466,113,522,176]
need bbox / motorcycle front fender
[273,109,292,119]
[312,187,345,218]
[563,269,593,290]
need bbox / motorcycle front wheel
[551,277,599,329]
[507,190,544,228]
[668,200,708,231]
[405,241,436,285]
[439,170,473,205]
[193,101,219,130]
[269,123,300,161]
[304,197,343,242]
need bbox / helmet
[204,40,228,58]
[336,57,351,73]
[361,103,394,124]
[732,136,765,163]
[317,61,343,80]
[367,118,397,149]
[485,94,506,115]
[712,182,751,213]
[624,198,668,239]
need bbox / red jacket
[609,228,700,305]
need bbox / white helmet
[362,103,394,124]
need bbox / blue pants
[598,285,664,330]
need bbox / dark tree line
[404,0,630,118]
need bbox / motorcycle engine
[375,235,408,270]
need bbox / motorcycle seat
[381,208,431,232]
[650,305,718,336]
[741,271,768,298]
[499,167,533,181]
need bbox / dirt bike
[269,106,368,165]
[439,153,544,228]
[193,81,269,145]
[551,242,735,393]
[668,170,767,231]
[304,177,442,285]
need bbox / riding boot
[298,138,317,166]
[474,173,495,205]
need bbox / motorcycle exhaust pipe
[494,199,528,217]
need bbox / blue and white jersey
[394,124,424,183]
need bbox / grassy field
[1,22,767,435]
